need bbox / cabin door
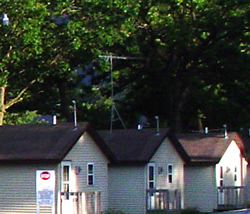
[147,163,156,209]
[218,166,225,205]
[147,163,156,189]
[61,161,75,214]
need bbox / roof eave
[168,131,191,163]
[83,123,117,162]
[0,158,61,164]
[109,160,148,166]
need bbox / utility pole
[99,55,143,133]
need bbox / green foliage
[0,0,248,129]
[147,210,168,214]
[4,110,42,125]
[181,207,202,214]
[103,209,126,214]
[126,0,250,130]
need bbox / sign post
[36,170,55,214]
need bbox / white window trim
[87,163,95,186]
[168,164,173,184]
[61,161,71,192]
[147,163,156,189]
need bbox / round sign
[40,171,51,180]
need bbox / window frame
[147,163,156,189]
[219,166,224,186]
[234,166,237,182]
[87,163,95,186]
[61,161,71,192]
[167,164,173,184]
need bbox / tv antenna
[99,55,143,133]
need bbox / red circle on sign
[40,171,51,180]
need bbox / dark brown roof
[241,135,250,163]
[98,128,189,164]
[0,123,114,163]
[177,132,246,165]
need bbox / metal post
[72,100,77,129]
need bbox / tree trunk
[57,81,71,121]
[169,81,189,133]
[169,101,183,133]
[0,87,6,126]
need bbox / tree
[127,0,250,131]
[0,0,49,125]
[2,0,248,131]
[22,0,141,124]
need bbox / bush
[181,207,202,214]
[147,211,168,214]
[103,209,126,214]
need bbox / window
[61,161,71,192]
[87,163,94,186]
[219,166,224,186]
[148,163,155,189]
[168,164,173,183]
[234,166,237,181]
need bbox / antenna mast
[99,55,143,133]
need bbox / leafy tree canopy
[1,0,249,132]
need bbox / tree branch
[5,79,36,110]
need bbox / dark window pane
[149,166,154,180]
[220,167,223,179]
[168,165,172,173]
[149,181,154,189]
[88,164,94,174]
[63,166,69,182]
[169,175,172,183]
[88,175,94,185]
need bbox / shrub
[147,211,168,214]
[103,209,126,214]
[181,207,202,214]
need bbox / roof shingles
[0,122,247,166]
[0,123,114,162]
[177,132,245,164]
[98,128,189,164]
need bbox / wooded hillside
[0,0,249,132]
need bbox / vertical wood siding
[0,164,58,214]
[62,132,109,213]
[184,166,217,212]
[108,165,146,214]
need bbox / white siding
[150,139,184,192]
[0,163,58,214]
[0,132,109,214]
[108,165,146,214]
[247,165,250,204]
[62,132,109,212]
[184,166,217,212]
[216,140,248,187]
[107,138,185,214]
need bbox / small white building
[0,123,248,214]
[0,123,114,214]
[178,132,248,212]
[98,128,189,214]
